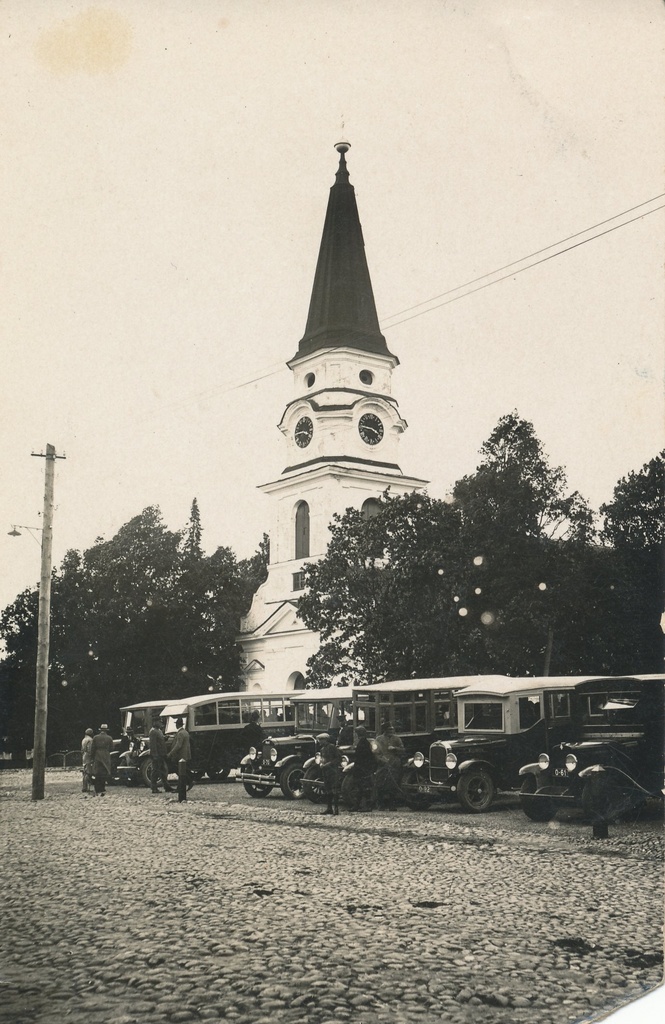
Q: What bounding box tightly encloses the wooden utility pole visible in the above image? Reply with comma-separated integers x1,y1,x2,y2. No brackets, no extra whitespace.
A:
31,444,64,801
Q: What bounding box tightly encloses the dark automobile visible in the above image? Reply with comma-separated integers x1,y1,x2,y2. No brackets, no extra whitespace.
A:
518,675,664,822
239,687,353,800
408,675,611,812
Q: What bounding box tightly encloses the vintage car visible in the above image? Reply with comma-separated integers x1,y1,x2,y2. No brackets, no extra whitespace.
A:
408,675,610,812
119,691,295,787
239,687,354,800
518,675,665,822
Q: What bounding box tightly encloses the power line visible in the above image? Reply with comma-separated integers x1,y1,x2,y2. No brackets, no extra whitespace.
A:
380,192,665,324
128,193,665,421
382,202,665,331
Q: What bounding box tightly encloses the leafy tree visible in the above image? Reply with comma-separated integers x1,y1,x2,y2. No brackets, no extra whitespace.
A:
598,452,664,673
0,507,268,755
299,414,611,685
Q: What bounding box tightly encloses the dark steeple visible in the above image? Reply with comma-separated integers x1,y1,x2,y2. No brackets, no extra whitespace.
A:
292,143,395,362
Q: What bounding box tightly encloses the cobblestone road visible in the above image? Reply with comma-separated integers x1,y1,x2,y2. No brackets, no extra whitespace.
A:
1,770,662,1024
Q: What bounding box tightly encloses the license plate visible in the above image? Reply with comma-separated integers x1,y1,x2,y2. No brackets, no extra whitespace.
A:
418,784,432,793
553,768,568,778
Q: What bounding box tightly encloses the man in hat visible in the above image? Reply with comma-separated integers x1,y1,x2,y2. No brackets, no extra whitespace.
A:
240,709,265,753
89,724,115,796
81,728,94,793
168,717,193,788
317,733,344,816
349,725,377,812
148,716,172,793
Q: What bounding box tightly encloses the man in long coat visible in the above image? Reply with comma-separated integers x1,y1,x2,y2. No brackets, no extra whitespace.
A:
148,717,172,793
168,717,193,787
89,724,115,796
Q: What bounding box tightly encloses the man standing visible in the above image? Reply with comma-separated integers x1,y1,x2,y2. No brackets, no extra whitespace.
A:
318,733,344,816
81,728,94,793
168,717,193,789
89,724,115,796
240,710,265,753
148,717,172,793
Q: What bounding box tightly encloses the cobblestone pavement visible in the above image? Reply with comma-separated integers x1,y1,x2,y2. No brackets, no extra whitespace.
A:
1,770,662,1024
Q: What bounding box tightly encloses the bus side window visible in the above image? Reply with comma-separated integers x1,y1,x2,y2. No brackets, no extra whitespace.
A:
217,700,241,725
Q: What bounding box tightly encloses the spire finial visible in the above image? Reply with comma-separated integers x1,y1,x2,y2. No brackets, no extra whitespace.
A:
334,139,350,183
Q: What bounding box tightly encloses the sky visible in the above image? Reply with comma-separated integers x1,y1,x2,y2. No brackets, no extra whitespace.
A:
1,5,664,1021
1,0,663,619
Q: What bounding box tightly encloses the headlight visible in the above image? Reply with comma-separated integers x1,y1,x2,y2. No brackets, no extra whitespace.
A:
269,747,278,763
413,751,425,768
538,753,550,770
565,754,578,772
315,752,322,765
340,755,349,767
248,746,257,759
445,752,458,769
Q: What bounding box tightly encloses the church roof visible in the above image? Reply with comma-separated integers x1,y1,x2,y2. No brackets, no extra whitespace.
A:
292,143,396,362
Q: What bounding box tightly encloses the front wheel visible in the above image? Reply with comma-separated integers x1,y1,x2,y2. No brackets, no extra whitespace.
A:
140,758,153,789
302,764,325,804
280,764,306,800
206,766,231,781
400,767,434,811
243,781,273,798
520,776,557,822
457,769,496,813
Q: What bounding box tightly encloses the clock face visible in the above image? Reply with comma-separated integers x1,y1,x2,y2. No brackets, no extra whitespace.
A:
358,413,384,446
294,416,313,448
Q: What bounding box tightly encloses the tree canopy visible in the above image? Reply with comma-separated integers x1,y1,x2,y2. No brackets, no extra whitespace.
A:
0,504,267,755
299,414,662,686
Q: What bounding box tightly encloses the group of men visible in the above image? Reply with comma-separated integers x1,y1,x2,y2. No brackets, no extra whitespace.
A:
81,716,191,796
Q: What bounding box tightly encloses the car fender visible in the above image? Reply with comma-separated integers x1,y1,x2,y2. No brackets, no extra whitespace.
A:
518,762,541,777
458,758,494,775
240,753,254,767
303,755,318,770
275,754,302,771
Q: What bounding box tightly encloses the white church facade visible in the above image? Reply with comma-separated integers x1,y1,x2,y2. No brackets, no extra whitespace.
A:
238,144,427,692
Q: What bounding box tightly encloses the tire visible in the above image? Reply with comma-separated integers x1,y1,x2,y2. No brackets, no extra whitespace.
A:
581,774,622,823
520,776,557,822
206,766,230,781
243,782,273,798
400,767,434,811
457,769,496,813
340,773,361,810
280,764,306,800
302,764,325,804
140,758,153,788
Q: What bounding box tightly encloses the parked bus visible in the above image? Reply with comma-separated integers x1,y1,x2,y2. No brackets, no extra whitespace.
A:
120,690,295,786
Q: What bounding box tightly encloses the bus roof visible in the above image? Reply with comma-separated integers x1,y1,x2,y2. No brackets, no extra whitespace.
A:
120,699,171,712
454,675,646,698
289,686,355,703
354,675,507,695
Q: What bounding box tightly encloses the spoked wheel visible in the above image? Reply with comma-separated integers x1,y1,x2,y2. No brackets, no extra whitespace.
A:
399,767,434,811
243,782,273,798
280,764,306,800
457,769,496,813
302,765,325,804
520,776,557,822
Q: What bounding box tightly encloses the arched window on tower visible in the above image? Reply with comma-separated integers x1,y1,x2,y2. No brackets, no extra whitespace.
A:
295,501,310,559
362,497,381,520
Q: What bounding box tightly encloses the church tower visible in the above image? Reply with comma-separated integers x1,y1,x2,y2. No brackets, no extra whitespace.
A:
239,143,427,691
